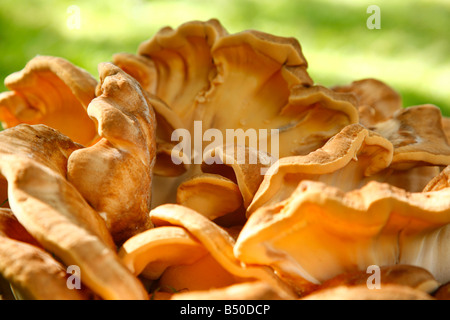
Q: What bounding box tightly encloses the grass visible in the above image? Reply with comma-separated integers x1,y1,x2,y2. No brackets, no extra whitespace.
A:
0,0,449,118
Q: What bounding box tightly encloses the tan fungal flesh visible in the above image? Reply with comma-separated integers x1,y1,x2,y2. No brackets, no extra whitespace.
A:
150,204,298,299
0,125,148,300
67,63,157,244
0,18,449,301
0,56,97,146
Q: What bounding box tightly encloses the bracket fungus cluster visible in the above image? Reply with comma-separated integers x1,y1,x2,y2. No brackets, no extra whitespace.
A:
0,19,449,300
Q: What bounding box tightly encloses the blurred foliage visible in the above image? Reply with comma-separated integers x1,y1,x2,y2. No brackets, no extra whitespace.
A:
0,0,449,125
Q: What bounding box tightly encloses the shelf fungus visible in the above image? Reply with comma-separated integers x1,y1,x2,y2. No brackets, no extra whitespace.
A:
171,281,286,300
333,78,402,127
308,265,440,295
119,203,297,299
114,19,359,208
0,18,448,301
237,120,450,293
176,144,275,226
0,56,98,146
301,284,435,300
67,63,157,244
368,104,450,192
249,105,450,213
371,104,450,169
301,264,441,300
0,124,148,300
0,208,90,300
115,19,359,159
247,124,394,213
334,82,450,190
176,173,243,222
236,172,450,293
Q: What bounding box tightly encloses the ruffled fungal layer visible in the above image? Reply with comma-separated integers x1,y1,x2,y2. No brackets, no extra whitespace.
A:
235,178,450,292
0,209,91,300
248,124,394,214
333,78,402,127
116,19,360,211
0,124,148,300
149,204,298,299
372,104,450,169
0,56,97,145
67,63,157,244
117,19,359,170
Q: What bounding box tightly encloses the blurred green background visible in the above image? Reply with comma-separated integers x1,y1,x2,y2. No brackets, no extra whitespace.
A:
0,0,449,127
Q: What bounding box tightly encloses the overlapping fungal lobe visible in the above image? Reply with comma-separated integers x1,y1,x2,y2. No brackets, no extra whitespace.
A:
311,265,440,295
332,81,450,183
130,20,361,212
330,80,450,188
171,281,286,300
0,124,148,299
0,209,90,300
0,208,41,247
176,174,243,222
247,123,394,214
114,19,227,179
366,104,450,192
119,226,208,278
236,119,450,293
371,104,450,169
275,85,359,156
250,105,450,216
147,95,188,177
113,49,187,177
112,52,158,95
137,19,228,128
333,78,402,127
3,125,115,246
301,284,435,300
197,29,312,136
0,56,98,146
176,145,275,225
121,204,298,299
119,224,245,299
300,264,440,300
201,144,276,207
121,19,359,162
195,31,360,158
67,62,157,244
235,174,450,294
